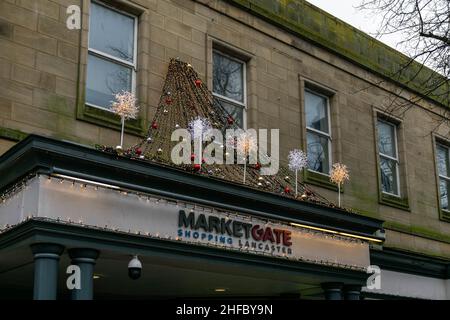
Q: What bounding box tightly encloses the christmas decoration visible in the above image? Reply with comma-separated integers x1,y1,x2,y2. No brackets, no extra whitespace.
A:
330,163,350,207
111,91,140,150
288,149,308,197
96,58,337,210
188,116,212,164
237,131,257,184
1,174,367,255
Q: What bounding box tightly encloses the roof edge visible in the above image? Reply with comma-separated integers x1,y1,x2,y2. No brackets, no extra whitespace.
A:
224,0,449,108
0,134,385,238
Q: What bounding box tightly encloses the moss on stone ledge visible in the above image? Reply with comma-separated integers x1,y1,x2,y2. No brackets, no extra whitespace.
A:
0,127,28,142
384,220,450,244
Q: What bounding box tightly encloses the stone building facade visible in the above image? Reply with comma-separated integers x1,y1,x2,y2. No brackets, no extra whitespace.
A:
1,0,449,299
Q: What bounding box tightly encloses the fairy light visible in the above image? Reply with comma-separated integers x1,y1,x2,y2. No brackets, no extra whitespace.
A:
0,166,373,268
288,149,308,197
237,131,257,184
330,163,350,207
112,91,140,150
0,213,371,271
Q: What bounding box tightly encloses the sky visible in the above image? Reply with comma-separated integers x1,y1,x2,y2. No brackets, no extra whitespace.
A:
305,0,404,52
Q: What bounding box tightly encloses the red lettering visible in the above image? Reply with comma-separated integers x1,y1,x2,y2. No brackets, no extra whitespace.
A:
262,227,275,243
273,229,283,244
283,230,292,246
251,225,263,241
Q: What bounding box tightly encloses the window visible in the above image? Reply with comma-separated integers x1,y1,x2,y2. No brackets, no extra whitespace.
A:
213,50,246,128
305,90,331,175
377,120,400,196
86,1,137,110
436,143,450,211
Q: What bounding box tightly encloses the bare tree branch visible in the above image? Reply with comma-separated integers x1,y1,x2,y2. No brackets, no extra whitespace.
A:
356,0,450,136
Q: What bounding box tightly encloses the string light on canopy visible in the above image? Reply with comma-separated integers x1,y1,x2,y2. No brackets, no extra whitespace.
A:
111,91,140,151
288,149,308,197
330,163,350,207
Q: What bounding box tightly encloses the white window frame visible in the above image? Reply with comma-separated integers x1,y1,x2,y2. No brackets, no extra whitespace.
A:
436,142,450,212
377,119,401,197
86,0,138,111
305,88,332,176
212,49,247,129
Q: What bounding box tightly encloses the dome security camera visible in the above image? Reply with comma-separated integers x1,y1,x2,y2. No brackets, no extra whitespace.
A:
128,255,142,280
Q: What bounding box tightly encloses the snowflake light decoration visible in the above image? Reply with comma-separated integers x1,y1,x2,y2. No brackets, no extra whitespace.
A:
112,91,139,120
237,131,257,156
288,149,308,172
330,163,350,185
330,163,350,207
111,91,140,150
188,117,212,140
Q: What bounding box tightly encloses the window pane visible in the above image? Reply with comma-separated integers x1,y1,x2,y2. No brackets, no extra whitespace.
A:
437,145,450,177
213,51,244,103
377,121,396,157
380,157,399,195
86,54,132,109
440,178,450,211
307,132,330,174
217,99,244,128
89,2,135,62
305,91,328,133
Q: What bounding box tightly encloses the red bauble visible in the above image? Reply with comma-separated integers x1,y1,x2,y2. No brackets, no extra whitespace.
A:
190,154,196,161
135,148,142,155
254,162,261,170
194,79,202,87
193,164,201,172
151,121,158,129
227,116,234,125
284,187,291,194
165,97,173,105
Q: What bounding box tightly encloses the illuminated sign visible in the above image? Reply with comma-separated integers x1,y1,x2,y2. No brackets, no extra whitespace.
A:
178,210,293,255
1,175,371,269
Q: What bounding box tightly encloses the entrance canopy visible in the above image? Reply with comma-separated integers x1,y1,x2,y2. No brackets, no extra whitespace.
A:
0,135,385,299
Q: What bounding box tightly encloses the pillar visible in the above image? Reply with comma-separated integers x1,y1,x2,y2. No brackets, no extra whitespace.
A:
321,282,344,300
344,285,362,300
30,243,65,300
68,248,100,300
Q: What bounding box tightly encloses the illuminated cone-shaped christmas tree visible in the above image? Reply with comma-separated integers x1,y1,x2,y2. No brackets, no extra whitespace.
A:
98,58,336,208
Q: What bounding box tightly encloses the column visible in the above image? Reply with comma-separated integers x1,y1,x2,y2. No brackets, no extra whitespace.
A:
321,282,344,300
344,285,362,300
30,243,65,300
68,248,100,300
